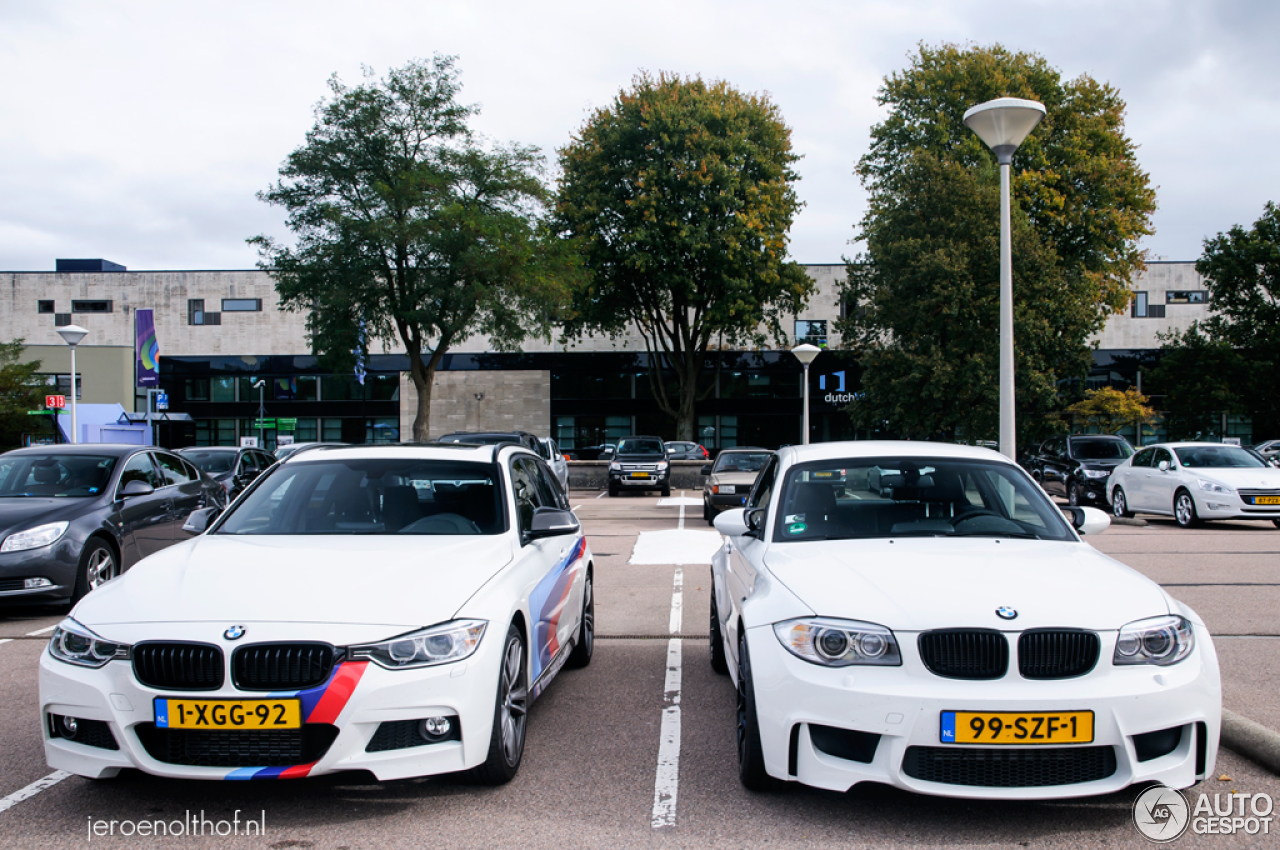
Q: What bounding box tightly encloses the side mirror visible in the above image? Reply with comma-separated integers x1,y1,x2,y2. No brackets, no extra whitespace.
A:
525,507,579,541
701,464,712,476
713,508,749,537
119,479,154,498
1157,460,1170,472
182,506,220,534
1062,506,1111,536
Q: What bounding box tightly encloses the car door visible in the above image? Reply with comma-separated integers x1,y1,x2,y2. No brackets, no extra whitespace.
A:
1146,447,1179,513
1042,437,1068,496
1124,448,1156,510
154,451,207,543
112,452,171,563
721,454,778,671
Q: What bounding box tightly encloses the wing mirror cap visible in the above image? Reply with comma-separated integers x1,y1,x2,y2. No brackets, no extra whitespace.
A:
1062,505,1111,536
119,479,154,498
182,506,221,534
526,507,580,541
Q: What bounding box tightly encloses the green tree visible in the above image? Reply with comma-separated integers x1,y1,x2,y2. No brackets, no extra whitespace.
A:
251,56,578,441
840,44,1156,445
1147,330,1249,440
554,72,812,440
0,341,43,450
1064,386,1155,435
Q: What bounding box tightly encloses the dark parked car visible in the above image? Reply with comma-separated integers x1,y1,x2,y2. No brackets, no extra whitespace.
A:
0,445,226,606
179,446,276,499
437,430,542,454
700,448,772,524
608,436,670,497
666,441,709,460
1027,434,1135,507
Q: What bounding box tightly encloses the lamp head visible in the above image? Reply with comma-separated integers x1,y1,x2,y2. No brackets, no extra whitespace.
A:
252,379,265,389
791,343,822,367
56,324,88,347
963,98,1046,162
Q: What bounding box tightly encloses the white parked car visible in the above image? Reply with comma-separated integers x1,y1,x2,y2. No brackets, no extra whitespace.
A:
40,443,594,783
1107,442,1280,528
537,436,570,495
710,441,1220,799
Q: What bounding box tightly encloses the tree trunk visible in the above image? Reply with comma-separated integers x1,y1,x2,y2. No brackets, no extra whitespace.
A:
408,344,447,442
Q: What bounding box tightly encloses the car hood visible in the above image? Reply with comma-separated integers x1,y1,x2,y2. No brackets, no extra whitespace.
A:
1076,458,1125,470
0,497,102,537
73,534,515,630
1186,468,1280,489
762,538,1172,632
615,454,666,464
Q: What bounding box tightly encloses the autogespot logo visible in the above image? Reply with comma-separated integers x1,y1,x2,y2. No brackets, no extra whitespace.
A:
1133,785,1190,842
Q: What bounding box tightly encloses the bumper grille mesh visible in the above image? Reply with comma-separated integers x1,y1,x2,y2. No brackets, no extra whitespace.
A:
1017,630,1100,679
917,630,1009,679
232,643,336,691
132,643,224,691
134,723,338,768
902,746,1117,787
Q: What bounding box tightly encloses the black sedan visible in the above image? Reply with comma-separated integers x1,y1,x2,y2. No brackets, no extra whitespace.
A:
1027,434,1135,507
179,446,275,499
0,445,226,606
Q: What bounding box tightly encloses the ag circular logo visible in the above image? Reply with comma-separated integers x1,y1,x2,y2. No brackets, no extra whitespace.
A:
1133,784,1190,842
223,625,246,641
995,606,1018,620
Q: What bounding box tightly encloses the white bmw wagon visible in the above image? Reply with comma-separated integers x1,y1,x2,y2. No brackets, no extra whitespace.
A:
40,442,593,783
710,441,1220,799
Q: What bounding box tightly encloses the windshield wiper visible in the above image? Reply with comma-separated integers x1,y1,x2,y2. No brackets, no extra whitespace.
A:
950,529,1039,539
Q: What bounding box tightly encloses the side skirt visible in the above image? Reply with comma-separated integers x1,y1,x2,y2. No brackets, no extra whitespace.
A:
530,636,576,701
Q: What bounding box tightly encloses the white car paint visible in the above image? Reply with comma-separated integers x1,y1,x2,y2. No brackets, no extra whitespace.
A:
710,441,1221,799
40,443,593,783
1107,442,1280,527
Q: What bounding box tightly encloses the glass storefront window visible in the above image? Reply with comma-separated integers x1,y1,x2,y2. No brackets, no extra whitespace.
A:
551,371,632,399
322,376,364,400
185,378,210,402
211,377,236,402
368,417,399,443
292,418,318,442
720,372,800,399
367,374,399,401
322,419,344,441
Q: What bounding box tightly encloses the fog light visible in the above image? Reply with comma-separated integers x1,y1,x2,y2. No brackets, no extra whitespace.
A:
1085,492,1098,501
60,715,79,738
24,577,53,589
420,716,452,741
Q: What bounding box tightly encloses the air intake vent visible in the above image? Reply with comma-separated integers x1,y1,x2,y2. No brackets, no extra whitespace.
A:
903,746,1117,787
232,643,336,691
132,643,224,691
1018,629,1100,679
918,630,1008,679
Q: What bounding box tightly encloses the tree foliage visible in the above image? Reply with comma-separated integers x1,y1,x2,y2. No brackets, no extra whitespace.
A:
1064,386,1155,436
554,72,812,439
251,56,578,440
839,44,1156,445
0,341,43,450
1151,201,1280,439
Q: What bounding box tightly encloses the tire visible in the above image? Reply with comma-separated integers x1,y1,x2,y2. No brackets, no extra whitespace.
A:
471,624,528,785
608,482,618,498
1174,489,1201,528
736,629,773,791
705,501,716,527
1067,481,1081,507
1273,519,1280,529
709,587,728,675
661,484,671,498
566,570,594,669
71,539,118,605
1112,486,1134,518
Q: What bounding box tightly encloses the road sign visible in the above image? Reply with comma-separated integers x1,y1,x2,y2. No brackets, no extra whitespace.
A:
46,395,65,409
240,437,259,448
156,391,168,410
277,418,297,429
253,419,277,429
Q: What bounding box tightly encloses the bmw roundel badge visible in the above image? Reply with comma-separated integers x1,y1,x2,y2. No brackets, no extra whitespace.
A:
224,625,246,640
995,606,1018,621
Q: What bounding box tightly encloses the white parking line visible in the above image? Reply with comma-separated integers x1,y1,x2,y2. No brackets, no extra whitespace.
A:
596,490,606,499
0,771,71,815
651,566,683,829
26,625,57,636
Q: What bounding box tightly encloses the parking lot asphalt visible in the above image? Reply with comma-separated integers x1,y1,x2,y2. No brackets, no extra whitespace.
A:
1,492,1278,848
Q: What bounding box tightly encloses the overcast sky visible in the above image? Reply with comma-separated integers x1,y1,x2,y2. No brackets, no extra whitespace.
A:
1,0,1276,272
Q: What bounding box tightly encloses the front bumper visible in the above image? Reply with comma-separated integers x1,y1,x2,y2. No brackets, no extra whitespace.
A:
609,471,669,488
1193,491,1280,522
744,621,1221,799
0,537,82,604
39,635,505,781
706,491,748,512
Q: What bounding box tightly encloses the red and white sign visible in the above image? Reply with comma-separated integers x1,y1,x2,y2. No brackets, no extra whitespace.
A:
45,395,66,409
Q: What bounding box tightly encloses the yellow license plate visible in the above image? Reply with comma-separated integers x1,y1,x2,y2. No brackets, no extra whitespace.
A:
941,710,1093,745
154,698,302,730
630,472,650,479
1252,496,1280,505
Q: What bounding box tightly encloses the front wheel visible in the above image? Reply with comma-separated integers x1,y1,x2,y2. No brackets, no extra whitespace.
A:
1112,487,1134,518
736,630,773,791
566,570,594,668
71,539,117,604
608,482,618,498
1273,519,1280,529
471,625,528,785
1067,481,1082,507
661,484,671,498
1174,490,1201,528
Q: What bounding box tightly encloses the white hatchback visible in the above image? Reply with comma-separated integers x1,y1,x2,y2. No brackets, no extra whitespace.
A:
710,441,1220,799
40,443,593,784
1107,442,1280,528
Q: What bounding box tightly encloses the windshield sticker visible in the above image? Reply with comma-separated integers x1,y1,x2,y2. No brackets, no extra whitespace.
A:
787,521,807,535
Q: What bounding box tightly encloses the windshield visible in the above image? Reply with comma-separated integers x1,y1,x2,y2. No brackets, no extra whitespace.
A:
714,452,772,474
182,450,236,474
1174,446,1267,469
618,439,663,455
1071,439,1133,460
0,454,117,498
215,458,506,536
773,456,1073,542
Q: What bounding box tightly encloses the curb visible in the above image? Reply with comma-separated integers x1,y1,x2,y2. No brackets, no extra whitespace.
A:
1110,516,1148,527
1221,709,1280,776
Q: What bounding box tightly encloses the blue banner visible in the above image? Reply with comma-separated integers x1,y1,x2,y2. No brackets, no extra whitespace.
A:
136,309,159,387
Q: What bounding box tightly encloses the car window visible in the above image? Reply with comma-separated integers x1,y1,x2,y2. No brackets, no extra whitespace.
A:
118,453,163,492
1174,445,1267,469
618,438,664,455
748,456,779,510
0,454,117,498
1153,448,1174,468
1131,448,1155,468
510,457,548,534
532,457,569,510
215,458,506,536
1071,439,1133,460
714,452,772,474
154,452,196,486
772,456,1073,543
184,450,236,474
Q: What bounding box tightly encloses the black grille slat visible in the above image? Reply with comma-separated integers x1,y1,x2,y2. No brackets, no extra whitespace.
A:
918,630,1009,679
232,643,335,691
1018,630,1100,679
134,723,338,767
903,746,1117,787
133,643,224,691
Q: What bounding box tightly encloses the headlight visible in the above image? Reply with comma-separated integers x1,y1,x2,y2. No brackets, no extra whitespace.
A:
773,617,902,667
1197,479,1234,495
609,462,621,471
656,461,669,471
2,521,70,553
348,620,487,669
1081,469,1111,479
1113,615,1194,666
48,619,130,668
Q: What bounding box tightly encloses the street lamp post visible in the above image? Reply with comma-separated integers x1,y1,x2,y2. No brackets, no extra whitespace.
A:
791,343,821,445
56,325,89,444
963,97,1046,461
252,379,266,448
